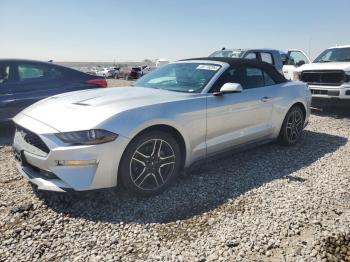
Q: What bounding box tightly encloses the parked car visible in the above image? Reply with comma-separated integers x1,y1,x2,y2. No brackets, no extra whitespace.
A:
293,45,350,100
94,67,120,78
95,67,112,78
0,59,107,122
141,66,155,75
13,57,311,196
209,48,310,79
115,66,146,80
109,67,120,78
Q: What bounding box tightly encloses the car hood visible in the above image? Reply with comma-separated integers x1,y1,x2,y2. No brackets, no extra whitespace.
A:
297,62,350,72
18,87,194,132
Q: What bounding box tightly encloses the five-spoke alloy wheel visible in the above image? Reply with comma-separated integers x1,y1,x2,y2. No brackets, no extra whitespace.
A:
279,105,305,146
119,131,182,196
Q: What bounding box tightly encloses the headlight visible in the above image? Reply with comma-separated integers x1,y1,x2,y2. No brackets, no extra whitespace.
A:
55,129,118,145
292,71,300,81
345,71,350,82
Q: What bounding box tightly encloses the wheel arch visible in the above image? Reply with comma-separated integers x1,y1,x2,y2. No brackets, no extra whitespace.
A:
292,102,307,119
125,124,187,169
277,101,307,136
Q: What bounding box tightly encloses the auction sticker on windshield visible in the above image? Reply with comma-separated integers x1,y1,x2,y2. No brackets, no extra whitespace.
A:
196,65,221,71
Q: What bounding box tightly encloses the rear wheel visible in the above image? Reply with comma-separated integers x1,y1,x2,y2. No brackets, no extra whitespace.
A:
119,131,182,196
278,105,305,146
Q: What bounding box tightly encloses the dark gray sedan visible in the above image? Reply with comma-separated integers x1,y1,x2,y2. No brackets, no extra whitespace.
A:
0,59,107,122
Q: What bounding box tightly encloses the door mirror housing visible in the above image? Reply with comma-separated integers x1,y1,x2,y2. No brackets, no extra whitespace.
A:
296,60,306,67
213,83,243,96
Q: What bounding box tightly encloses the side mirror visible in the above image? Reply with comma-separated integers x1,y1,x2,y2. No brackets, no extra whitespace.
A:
296,60,306,67
213,83,242,96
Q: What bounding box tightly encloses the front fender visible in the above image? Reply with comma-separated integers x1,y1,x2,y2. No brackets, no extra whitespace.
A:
98,100,207,167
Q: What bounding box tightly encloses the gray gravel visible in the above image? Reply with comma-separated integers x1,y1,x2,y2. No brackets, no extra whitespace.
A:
1,112,350,262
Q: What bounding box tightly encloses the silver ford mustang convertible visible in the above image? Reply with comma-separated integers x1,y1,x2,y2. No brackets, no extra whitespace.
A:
13,58,311,195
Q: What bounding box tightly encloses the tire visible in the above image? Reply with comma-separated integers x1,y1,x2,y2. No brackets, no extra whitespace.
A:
119,131,182,196
278,105,305,146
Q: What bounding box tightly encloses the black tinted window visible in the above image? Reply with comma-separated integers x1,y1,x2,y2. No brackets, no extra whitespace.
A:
242,67,265,89
242,67,277,89
18,64,62,81
210,66,277,92
0,64,10,84
263,72,276,86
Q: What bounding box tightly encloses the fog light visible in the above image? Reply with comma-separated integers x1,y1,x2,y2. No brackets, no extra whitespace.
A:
56,160,98,166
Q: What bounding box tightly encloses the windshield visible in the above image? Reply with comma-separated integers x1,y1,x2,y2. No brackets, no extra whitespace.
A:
209,50,244,58
133,63,221,93
314,47,350,63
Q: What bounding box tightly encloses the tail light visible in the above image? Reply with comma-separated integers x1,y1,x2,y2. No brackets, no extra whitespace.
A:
86,79,108,88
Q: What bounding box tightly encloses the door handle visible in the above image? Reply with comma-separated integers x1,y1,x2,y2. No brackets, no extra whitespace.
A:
261,96,273,102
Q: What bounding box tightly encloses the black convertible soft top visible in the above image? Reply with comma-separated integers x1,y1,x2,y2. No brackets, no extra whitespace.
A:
181,57,287,84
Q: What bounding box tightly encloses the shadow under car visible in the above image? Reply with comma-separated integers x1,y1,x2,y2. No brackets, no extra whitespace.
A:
33,130,347,224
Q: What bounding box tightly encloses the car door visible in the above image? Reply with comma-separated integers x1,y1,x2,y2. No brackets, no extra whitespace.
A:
206,66,278,155
283,50,311,80
5,61,67,119
0,62,18,121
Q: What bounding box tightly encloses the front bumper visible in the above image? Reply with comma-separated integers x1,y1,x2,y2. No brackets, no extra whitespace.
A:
309,84,350,99
13,114,130,192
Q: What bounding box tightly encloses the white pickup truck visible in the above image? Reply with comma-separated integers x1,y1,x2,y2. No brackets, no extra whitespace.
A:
294,45,350,99
209,48,311,80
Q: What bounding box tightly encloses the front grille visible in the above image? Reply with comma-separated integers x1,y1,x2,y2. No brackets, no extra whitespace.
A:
300,70,346,86
310,89,339,96
16,126,50,154
311,89,328,95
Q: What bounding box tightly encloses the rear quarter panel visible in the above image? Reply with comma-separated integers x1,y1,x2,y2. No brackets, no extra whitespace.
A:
271,81,311,137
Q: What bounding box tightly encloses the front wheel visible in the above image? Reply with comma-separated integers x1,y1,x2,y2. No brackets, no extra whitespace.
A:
278,105,305,146
119,131,182,196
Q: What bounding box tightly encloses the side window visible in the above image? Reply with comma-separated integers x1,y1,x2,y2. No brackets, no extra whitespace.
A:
286,51,308,67
244,52,257,60
210,66,276,92
18,64,44,80
209,67,240,93
242,67,265,89
263,72,276,86
46,67,62,79
261,52,274,64
0,64,10,84
18,64,62,81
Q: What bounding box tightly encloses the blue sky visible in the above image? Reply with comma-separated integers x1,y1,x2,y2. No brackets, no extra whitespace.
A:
1,0,349,62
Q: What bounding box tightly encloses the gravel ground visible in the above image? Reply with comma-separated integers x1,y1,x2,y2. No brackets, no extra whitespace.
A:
107,79,134,87
1,110,350,261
